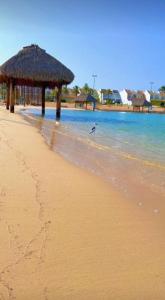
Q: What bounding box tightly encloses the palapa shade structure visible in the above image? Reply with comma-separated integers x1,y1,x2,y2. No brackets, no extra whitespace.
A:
75,94,97,111
0,44,74,118
132,99,152,112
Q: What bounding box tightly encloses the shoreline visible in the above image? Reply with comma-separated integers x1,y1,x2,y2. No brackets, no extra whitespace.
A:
1,102,165,114
0,106,165,299
44,101,165,114
21,106,165,214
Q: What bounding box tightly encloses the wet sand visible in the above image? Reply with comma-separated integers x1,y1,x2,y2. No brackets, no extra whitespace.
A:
0,106,165,299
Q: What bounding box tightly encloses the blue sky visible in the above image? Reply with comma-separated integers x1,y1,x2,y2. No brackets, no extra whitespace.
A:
0,0,164,90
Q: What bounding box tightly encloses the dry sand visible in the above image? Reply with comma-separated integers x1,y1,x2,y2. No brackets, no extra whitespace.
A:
0,106,164,300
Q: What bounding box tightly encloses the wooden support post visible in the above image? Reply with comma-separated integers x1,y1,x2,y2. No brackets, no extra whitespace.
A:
41,86,45,116
10,80,15,113
6,83,10,110
22,86,25,106
31,87,33,105
27,86,29,105
93,101,96,111
56,85,62,120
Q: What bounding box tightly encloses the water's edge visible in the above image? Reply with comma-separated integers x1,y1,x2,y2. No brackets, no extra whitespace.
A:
20,108,165,215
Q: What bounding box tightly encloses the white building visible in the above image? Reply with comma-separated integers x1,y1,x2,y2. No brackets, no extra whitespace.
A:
150,91,161,100
97,89,112,104
119,89,132,105
98,88,152,105
143,90,151,102
98,89,122,104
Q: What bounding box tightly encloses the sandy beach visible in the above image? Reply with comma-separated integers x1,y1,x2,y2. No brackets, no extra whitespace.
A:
0,106,165,300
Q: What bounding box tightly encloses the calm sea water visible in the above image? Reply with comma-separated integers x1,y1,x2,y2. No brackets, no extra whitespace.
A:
27,108,165,164
23,108,165,203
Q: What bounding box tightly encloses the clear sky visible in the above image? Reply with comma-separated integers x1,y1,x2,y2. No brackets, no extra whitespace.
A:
0,0,164,90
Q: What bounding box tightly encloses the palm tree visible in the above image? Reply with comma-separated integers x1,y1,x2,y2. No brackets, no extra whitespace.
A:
62,85,69,95
159,86,165,91
72,85,80,97
82,83,91,95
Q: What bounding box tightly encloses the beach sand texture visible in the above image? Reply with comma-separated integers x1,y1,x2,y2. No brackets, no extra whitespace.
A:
0,107,164,299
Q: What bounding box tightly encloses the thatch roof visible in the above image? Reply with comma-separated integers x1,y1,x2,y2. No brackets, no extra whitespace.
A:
0,71,5,83
0,44,74,86
132,99,152,107
75,94,97,103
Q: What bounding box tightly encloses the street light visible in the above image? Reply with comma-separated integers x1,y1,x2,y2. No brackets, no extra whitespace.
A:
92,74,97,111
92,74,97,92
150,81,154,92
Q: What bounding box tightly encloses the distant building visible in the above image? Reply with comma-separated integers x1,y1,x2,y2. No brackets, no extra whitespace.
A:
119,90,132,105
98,89,112,103
98,88,152,105
98,89,121,104
143,90,151,102
150,91,160,100
110,90,122,104
150,90,165,101
120,89,151,105
159,91,165,100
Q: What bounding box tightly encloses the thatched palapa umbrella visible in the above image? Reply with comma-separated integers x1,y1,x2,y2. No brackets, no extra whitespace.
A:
132,99,152,112
0,44,74,118
75,94,97,110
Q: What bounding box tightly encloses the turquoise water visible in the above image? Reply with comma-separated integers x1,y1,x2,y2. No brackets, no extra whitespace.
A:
22,107,165,203
28,108,165,165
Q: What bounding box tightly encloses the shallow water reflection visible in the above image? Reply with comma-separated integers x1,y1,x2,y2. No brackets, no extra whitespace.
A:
22,108,165,215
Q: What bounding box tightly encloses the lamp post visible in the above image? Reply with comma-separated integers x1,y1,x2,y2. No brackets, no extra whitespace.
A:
92,74,97,111
92,74,97,92
150,81,154,92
